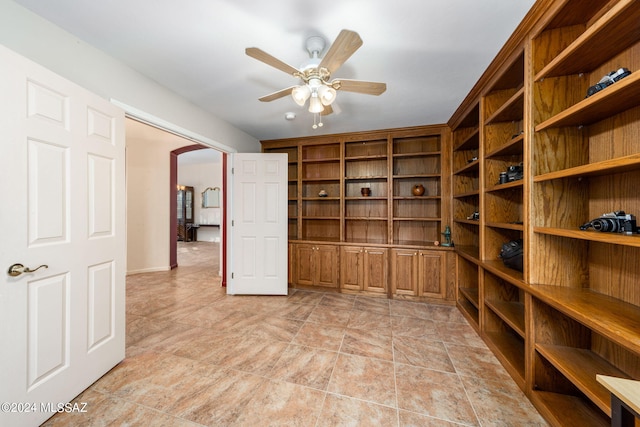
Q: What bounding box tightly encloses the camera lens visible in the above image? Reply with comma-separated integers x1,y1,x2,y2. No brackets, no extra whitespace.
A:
591,218,619,232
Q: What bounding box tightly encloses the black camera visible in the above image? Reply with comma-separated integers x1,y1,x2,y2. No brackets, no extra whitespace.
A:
579,211,638,234
499,163,523,184
586,68,631,98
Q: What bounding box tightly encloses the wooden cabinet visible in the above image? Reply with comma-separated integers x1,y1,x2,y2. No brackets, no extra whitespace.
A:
390,249,446,298
177,185,195,242
294,243,339,288
263,125,454,301
340,246,388,294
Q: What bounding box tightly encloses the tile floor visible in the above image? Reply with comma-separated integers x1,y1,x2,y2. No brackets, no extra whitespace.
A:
43,242,547,426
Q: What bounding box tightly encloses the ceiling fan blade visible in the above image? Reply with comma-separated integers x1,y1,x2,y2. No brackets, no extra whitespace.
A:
332,79,386,95
318,29,363,73
246,47,300,76
258,86,296,102
320,104,333,116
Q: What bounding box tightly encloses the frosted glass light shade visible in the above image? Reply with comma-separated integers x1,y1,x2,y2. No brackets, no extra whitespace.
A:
291,85,311,106
308,93,324,113
317,85,337,105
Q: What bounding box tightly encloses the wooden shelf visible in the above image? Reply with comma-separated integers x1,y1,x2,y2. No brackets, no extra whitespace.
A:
485,222,524,231
536,343,631,415
453,190,480,199
453,160,479,175
345,154,387,161
482,259,525,286
453,127,479,151
534,154,640,182
534,227,640,248
460,287,479,309
484,330,525,383
534,0,640,80
485,180,523,192
485,300,525,337
529,284,640,355
457,299,479,329
531,390,610,427
455,245,480,262
345,175,387,180
535,71,640,131
484,87,524,124
485,135,523,158
392,151,441,158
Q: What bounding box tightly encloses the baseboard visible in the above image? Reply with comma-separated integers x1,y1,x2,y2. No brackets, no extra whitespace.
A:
126,266,171,276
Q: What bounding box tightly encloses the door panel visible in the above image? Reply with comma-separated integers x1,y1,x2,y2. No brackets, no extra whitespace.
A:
228,153,288,295
364,248,388,294
340,246,363,290
315,245,339,288
0,45,125,427
420,251,445,298
391,249,418,296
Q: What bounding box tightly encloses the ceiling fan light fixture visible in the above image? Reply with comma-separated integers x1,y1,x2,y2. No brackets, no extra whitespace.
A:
317,85,337,106
291,85,311,106
308,92,324,113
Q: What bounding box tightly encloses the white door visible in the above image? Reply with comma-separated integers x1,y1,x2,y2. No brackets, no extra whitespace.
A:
0,45,125,427
227,153,288,295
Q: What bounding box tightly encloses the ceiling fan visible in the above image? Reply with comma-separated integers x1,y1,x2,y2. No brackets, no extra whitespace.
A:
246,29,386,119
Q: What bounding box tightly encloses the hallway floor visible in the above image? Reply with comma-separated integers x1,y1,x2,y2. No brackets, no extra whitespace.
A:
43,242,546,426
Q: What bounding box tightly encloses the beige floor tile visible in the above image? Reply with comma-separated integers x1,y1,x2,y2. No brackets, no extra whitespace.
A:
395,363,478,426
390,315,440,339
389,299,430,319
268,344,338,390
446,343,512,381
341,328,394,361
317,393,398,427
307,304,353,327
398,409,463,426
328,353,396,407
353,295,390,314
292,321,345,351
234,379,325,427
461,375,548,426
43,241,545,426
393,336,455,372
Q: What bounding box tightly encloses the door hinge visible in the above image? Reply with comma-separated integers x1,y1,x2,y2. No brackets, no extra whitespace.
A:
232,220,234,226
232,167,234,174
231,272,234,279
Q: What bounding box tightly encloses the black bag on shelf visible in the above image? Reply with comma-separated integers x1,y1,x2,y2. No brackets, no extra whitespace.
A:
499,239,523,272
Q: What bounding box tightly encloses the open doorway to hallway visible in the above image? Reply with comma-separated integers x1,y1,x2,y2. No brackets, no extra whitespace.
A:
176,148,223,277
125,118,223,280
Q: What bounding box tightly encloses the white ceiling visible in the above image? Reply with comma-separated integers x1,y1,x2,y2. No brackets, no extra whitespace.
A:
14,0,536,142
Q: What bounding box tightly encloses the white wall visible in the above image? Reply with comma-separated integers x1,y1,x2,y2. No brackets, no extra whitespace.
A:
126,119,189,274
0,1,261,154
178,155,223,242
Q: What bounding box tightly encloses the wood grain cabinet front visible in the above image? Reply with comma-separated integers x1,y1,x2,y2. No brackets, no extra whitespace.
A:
390,249,445,298
340,246,388,294
294,243,339,288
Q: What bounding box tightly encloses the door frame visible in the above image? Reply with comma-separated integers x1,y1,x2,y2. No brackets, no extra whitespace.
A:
169,145,227,286
111,100,235,285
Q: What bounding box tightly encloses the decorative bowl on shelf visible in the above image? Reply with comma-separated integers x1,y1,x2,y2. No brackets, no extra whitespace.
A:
318,189,328,197
412,184,425,196
361,187,371,197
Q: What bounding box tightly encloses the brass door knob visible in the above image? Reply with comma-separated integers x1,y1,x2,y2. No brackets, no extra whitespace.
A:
7,263,48,277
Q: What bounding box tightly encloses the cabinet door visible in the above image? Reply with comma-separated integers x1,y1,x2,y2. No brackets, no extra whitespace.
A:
391,249,419,296
364,247,388,294
340,246,364,290
419,250,445,298
315,244,339,288
294,244,315,286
